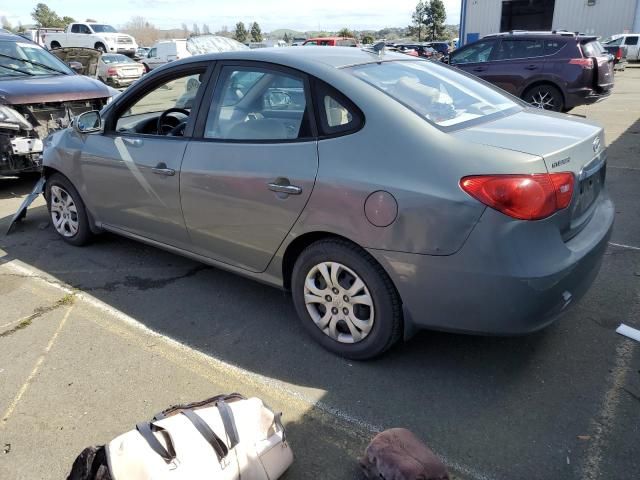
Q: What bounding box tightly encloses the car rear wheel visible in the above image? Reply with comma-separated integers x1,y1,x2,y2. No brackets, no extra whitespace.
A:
46,174,92,246
50,41,61,49
95,43,107,53
291,239,402,360
523,84,564,112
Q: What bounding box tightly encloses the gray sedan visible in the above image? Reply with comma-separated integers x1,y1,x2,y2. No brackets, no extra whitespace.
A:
42,47,614,359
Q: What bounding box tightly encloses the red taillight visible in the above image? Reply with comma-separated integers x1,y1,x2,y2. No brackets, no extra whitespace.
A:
460,173,574,220
569,57,594,69
616,47,623,60
107,67,118,76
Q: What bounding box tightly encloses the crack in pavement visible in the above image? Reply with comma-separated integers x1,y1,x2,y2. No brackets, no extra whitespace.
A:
0,294,75,338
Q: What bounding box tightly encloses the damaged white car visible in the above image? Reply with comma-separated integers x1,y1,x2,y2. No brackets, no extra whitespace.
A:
0,31,117,176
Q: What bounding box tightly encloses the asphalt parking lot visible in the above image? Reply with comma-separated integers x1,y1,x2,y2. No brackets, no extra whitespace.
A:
1,66,639,480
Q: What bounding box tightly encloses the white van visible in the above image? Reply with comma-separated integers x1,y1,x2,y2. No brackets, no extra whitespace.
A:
142,40,189,71
141,36,248,71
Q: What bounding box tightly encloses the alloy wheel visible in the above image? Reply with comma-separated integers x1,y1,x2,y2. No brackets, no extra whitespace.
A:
304,261,375,344
529,90,556,110
50,185,79,237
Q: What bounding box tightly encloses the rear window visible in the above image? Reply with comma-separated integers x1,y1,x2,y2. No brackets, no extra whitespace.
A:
102,54,134,64
581,41,605,57
349,60,520,130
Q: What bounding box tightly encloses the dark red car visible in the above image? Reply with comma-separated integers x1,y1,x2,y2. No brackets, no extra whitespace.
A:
449,32,614,112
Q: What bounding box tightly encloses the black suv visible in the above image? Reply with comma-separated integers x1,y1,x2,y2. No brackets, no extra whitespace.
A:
448,32,614,111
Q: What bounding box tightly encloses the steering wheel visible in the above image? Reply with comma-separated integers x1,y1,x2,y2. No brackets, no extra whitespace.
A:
157,108,190,135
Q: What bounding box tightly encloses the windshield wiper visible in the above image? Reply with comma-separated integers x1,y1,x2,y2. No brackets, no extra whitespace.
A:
0,53,67,75
0,64,35,76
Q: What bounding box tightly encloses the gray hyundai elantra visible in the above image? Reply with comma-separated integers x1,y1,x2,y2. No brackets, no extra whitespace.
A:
41,46,614,359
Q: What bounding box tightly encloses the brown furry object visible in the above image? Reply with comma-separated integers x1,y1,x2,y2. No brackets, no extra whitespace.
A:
359,428,449,480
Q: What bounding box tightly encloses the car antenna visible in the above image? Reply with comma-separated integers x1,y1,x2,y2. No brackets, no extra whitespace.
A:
363,41,385,58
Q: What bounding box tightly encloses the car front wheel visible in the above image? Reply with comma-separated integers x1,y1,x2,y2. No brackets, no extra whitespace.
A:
291,239,402,360
46,173,92,246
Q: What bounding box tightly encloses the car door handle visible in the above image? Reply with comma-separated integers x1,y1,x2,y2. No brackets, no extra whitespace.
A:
152,162,175,176
122,137,142,147
524,65,538,70
267,180,302,195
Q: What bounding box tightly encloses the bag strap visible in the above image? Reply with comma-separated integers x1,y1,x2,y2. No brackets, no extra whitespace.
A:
136,422,177,463
180,409,228,460
154,393,246,420
217,400,239,449
272,411,286,442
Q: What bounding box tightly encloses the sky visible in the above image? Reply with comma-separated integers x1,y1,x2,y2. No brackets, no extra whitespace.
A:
1,0,462,32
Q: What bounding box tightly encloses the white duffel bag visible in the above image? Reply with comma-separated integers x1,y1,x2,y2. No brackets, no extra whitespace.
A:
105,393,293,480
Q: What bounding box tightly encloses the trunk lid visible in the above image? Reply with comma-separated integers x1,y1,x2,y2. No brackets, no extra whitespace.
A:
453,109,606,237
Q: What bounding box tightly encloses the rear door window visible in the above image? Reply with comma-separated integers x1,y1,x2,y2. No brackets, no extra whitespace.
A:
494,39,544,60
625,36,639,46
205,65,311,141
450,40,496,64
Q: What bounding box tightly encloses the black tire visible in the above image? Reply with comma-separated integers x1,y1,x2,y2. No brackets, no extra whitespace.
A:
45,173,93,246
95,43,107,53
50,41,61,49
523,84,564,112
291,239,402,360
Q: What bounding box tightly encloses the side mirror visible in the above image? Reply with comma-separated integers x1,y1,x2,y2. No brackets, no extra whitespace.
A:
74,110,102,134
68,61,84,74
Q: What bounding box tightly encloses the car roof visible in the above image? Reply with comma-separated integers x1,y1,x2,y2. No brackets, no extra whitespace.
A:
176,46,410,69
0,30,28,42
305,37,353,41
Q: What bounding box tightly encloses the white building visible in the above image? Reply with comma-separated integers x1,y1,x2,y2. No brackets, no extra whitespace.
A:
459,0,640,46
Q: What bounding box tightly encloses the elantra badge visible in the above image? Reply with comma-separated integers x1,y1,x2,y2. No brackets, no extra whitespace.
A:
593,137,601,153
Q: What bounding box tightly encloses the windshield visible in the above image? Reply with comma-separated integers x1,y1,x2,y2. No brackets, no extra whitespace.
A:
0,40,71,78
90,24,118,33
348,60,520,129
186,35,249,55
102,54,135,64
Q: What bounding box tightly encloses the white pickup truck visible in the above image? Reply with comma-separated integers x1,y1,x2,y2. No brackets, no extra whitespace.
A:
44,23,138,56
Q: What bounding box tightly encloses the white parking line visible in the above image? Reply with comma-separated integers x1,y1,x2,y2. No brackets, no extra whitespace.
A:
1,259,498,480
608,242,640,251
581,339,636,480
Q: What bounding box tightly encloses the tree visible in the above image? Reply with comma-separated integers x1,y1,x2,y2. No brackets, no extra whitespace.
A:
1,16,12,31
122,16,160,47
234,22,247,43
425,0,447,40
283,32,290,43
216,25,232,38
31,3,73,28
202,23,210,34
181,23,189,36
85,18,97,22
192,23,200,36
411,1,427,41
361,34,375,45
250,22,262,42
337,27,353,38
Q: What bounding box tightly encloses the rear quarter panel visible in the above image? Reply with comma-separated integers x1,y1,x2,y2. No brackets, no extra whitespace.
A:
286,68,546,256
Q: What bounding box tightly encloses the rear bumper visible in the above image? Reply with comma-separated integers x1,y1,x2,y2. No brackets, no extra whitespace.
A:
369,191,614,337
566,87,612,108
